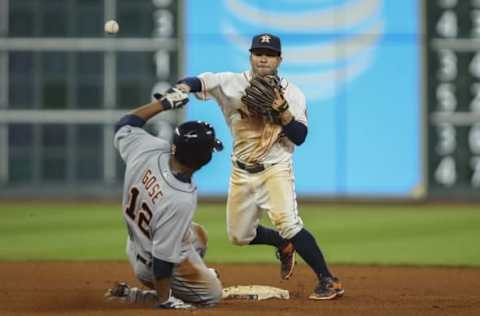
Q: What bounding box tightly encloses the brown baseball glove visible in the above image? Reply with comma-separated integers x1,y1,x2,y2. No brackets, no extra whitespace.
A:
241,75,289,124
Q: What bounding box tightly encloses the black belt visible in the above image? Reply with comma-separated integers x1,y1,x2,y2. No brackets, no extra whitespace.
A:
136,254,152,267
235,161,269,174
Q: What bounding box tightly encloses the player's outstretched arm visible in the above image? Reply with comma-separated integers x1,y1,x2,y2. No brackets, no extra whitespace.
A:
114,99,166,133
128,100,166,121
114,85,189,133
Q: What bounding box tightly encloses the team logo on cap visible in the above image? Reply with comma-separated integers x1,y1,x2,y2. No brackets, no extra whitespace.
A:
260,35,271,43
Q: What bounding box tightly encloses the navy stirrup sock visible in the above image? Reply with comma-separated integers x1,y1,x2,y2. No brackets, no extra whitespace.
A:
249,225,289,249
290,228,333,278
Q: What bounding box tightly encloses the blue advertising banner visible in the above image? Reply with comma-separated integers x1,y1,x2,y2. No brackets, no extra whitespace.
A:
184,0,421,197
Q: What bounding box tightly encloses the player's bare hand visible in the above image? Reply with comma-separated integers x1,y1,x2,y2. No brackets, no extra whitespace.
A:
153,87,189,110
271,89,288,112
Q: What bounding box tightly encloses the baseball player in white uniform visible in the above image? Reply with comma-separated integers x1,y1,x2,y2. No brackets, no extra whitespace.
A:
173,33,344,300
105,90,223,309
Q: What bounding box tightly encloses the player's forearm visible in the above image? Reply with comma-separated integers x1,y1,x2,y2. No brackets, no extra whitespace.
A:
114,100,166,132
153,277,172,303
152,256,175,303
129,100,166,122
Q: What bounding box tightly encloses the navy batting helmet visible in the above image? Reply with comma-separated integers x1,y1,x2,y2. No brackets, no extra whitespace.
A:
173,121,223,170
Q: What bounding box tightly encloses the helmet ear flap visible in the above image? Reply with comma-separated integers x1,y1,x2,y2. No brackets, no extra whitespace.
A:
174,142,213,170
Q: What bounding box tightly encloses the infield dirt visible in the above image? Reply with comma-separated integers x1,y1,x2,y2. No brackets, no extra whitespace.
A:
0,262,479,315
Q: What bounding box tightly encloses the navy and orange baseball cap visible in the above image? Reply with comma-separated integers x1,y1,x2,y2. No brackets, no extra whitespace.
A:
249,33,281,55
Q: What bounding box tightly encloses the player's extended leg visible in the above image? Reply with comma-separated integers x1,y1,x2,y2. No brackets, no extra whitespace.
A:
290,228,344,300
260,162,344,300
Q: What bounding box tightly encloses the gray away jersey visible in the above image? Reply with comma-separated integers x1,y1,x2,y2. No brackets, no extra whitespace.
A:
114,125,197,264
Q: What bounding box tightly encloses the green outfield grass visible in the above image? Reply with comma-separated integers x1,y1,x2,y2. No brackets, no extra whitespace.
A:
0,202,479,266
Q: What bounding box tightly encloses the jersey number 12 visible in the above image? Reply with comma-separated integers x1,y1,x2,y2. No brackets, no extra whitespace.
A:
125,187,153,239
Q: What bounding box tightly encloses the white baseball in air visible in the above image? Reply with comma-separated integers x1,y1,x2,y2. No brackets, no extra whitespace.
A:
104,20,119,34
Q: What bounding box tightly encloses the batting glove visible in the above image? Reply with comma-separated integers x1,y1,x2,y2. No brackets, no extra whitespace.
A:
155,295,195,310
105,283,158,305
153,87,189,110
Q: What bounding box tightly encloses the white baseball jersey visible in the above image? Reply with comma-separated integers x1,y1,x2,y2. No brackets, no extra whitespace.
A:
195,71,306,243
196,71,308,164
114,125,197,264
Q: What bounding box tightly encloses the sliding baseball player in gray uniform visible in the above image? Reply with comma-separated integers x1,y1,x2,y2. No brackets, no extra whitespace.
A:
105,89,223,309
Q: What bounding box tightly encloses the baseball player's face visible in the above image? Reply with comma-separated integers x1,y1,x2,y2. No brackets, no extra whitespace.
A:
250,49,282,77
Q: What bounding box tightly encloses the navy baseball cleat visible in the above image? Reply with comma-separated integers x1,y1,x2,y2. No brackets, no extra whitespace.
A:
309,277,344,300
276,242,296,280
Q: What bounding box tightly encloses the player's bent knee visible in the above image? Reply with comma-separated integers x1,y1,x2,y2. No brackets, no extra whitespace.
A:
191,222,209,257
228,234,251,246
206,282,223,306
193,274,223,306
199,291,222,307
191,222,208,245
277,224,303,241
